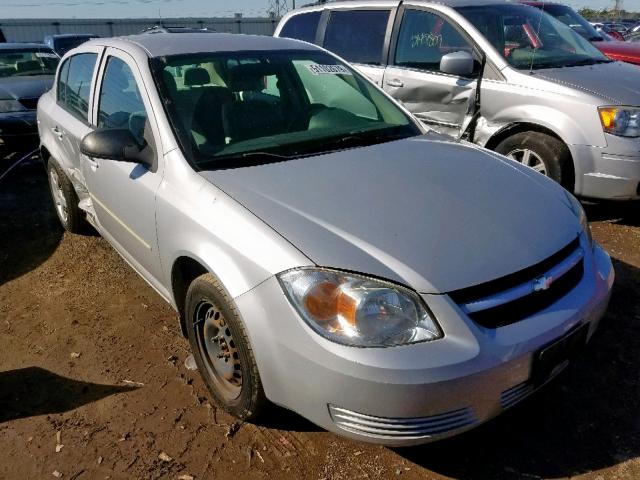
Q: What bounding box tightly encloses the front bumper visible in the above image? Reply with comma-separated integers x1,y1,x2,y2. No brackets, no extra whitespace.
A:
0,110,39,150
235,243,614,446
570,134,640,200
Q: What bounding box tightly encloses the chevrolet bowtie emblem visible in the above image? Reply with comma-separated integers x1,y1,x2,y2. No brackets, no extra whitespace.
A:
533,275,553,292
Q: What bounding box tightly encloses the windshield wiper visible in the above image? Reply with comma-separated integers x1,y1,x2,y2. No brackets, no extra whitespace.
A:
565,58,613,67
297,129,412,156
199,150,297,170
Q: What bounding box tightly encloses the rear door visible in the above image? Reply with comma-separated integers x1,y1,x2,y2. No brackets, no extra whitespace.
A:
82,48,164,282
383,6,479,137
46,48,101,175
320,8,395,87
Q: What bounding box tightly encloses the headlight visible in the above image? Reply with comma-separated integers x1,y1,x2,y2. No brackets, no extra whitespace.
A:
278,268,443,347
598,106,640,137
565,191,592,247
0,99,26,113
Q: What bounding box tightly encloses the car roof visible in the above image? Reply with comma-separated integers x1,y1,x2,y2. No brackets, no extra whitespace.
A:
87,33,318,58
0,42,51,50
296,0,516,9
47,33,97,39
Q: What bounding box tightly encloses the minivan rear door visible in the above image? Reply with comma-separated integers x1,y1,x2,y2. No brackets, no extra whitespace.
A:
320,8,395,87
383,6,479,137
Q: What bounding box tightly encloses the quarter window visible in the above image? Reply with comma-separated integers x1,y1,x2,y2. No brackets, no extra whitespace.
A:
394,9,473,75
280,11,321,44
58,53,97,120
323,10,390,65
98,57,148,144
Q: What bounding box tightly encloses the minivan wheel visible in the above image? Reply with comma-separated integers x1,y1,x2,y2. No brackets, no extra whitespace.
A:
185,273,266,420
47,161,85,233
495,131,574,189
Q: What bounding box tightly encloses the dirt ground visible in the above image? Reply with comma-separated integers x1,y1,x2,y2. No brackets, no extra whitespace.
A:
0,156,639,480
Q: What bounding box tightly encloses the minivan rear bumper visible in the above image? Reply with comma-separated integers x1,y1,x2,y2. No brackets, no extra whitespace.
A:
571,135,640,200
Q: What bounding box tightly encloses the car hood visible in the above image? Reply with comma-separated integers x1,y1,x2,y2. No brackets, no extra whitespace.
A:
0,75,54,102
595,41,640,65
531,61,640,105
200,136,580,294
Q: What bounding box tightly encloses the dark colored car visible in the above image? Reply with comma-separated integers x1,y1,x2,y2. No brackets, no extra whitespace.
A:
524,2,640,66
0,43,59,151
44,34,99,57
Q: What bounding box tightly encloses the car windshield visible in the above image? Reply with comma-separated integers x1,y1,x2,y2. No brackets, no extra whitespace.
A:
0,48,59,77
151,50,419,169
456,4,612,70
536,4,605,42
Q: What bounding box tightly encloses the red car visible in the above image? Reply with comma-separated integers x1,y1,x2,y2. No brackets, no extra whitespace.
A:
523,2,640,66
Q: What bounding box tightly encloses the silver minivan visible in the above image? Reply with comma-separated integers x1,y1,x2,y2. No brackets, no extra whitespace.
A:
276,0,640,200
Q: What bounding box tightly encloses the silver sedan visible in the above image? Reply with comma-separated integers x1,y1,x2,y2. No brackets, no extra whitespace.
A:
37,33,613,446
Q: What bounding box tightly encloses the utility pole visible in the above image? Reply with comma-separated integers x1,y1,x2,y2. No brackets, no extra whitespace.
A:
268,0,289,18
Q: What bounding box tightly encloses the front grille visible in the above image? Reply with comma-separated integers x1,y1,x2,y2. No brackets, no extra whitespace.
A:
18,97,39,110
500,382,534,410
328,405,477,439
450,237,584,329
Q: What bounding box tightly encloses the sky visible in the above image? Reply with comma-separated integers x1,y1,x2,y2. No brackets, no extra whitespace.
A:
0,0,629,19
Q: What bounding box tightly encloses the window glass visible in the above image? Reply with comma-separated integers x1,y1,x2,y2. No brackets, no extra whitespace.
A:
395,9,472,74
62,53,97,120
324,10,390,65
153,50,418,169
456,4,610,70
0,47,58,78
280,12,321,44
98,57,147,144
57,58,70,104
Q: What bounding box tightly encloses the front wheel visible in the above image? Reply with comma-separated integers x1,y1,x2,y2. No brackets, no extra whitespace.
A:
185,273,266,420
495,131,574,190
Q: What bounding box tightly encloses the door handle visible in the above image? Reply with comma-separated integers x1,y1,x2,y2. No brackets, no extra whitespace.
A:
385,78,404,88
51,126,64,140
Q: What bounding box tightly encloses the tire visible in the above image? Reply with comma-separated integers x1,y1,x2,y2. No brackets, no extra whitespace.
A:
47,160,85,233
185,273,266,420
495,131,574,190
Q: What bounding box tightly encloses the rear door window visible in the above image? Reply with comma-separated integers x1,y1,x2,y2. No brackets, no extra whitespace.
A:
58,52,97,121
394,9,474,74
323,10,391,65
280,11,321,44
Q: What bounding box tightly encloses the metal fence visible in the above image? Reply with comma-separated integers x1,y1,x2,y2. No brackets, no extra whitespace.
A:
0,17,278,43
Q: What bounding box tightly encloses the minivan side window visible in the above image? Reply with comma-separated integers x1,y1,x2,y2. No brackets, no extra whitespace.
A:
394,9,474,75
323,10,391,65
58,53,97,121
280,11,321,44
98,56,148,145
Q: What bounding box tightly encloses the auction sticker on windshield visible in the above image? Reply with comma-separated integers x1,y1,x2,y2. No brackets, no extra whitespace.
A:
307,64,352,75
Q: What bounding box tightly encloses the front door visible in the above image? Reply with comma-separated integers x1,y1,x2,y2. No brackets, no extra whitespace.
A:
383,7,479,137
82,48,164,283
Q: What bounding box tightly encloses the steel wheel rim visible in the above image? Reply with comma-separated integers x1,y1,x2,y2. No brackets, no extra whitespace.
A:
194,301,242,400
506,148,547,175
49,169,68,223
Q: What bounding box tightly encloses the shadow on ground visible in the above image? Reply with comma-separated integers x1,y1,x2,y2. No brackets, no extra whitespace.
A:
584,200,640,227
396,258,640,479
0,367,137,423
0,160,63,286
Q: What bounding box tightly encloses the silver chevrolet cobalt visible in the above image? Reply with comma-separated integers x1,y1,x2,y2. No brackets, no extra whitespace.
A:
38,33,613,446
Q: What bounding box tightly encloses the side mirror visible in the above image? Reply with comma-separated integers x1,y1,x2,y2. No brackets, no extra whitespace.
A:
80,128,152,166
440,51,475,77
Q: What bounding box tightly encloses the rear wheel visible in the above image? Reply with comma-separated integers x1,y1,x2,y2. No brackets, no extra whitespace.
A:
47,161,85,233
185,273,266,419
495,131,574,190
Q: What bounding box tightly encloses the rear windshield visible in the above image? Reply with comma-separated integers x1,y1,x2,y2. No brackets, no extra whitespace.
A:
151,49,418,169
456,4,611,70
536,4,605,42
0,48,59,77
